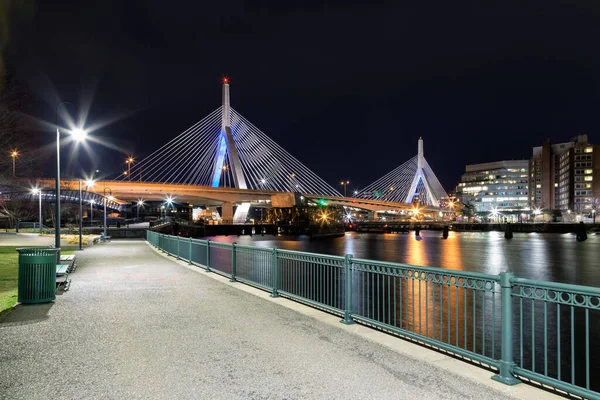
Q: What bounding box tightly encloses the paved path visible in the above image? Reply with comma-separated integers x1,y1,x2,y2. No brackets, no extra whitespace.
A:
0,233,62,247
0,241,522,399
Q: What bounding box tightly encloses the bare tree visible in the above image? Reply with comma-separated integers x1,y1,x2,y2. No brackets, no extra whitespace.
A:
0,63,40,178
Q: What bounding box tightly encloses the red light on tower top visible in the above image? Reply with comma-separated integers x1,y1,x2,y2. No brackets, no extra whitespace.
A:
222,77,229,84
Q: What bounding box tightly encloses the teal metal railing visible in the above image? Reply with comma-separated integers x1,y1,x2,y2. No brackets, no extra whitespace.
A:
146,231,599,399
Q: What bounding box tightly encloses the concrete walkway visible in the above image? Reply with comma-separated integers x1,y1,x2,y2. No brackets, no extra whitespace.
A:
0,241,547,399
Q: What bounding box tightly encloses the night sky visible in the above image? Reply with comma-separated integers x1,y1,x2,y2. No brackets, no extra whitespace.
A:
3,1,600,192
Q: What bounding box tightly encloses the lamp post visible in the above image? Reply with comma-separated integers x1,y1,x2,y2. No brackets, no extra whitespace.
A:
103,186,113,237
89,199,95,226
340,180,350,197
136,200,144,221
55,101,87,261
32,188,42,234
11,150,18,177
126,157,134,181
78,181,83,250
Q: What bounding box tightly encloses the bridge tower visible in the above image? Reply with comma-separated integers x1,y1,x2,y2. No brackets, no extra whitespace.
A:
211,78,247,189
405,137,439,207
210,79,250,223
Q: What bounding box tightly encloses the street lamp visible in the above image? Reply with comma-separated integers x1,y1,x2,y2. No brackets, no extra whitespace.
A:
136,199,144,221
126,157,134,180
55,100,88,262
11,150,18,177
31,188,42,234
103,186,113,237
77,179,95,250
340,180,350,197
89,199,95,226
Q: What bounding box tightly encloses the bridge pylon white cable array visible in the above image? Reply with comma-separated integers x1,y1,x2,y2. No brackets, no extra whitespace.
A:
119,80,341,222
356,137,448,207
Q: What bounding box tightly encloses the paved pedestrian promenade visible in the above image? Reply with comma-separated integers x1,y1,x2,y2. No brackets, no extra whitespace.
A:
0,241,551,399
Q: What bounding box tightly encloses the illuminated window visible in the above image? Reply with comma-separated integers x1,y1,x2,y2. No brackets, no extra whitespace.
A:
536,184,541,188
585,169,593,174
585,147,593,153
585,176,593,181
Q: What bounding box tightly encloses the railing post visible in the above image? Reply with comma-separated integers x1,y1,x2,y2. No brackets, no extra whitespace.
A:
341,254,355,325
188,238,192,265
492,272,520,385
205,240,211,272
270,247,279,297
176,237,180,260
230,243,237,282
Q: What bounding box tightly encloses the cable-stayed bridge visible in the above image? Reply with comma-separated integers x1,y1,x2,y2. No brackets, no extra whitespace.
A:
356,137,448,207
55,80,449,222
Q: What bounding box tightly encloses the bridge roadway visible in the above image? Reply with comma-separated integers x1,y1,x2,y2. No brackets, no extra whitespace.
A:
0,241,540,399
40,179,440,213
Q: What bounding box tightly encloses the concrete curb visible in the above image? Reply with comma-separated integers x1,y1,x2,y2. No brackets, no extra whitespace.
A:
146,242,563,400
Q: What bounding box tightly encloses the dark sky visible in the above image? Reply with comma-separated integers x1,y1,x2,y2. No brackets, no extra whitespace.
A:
4,0,600,192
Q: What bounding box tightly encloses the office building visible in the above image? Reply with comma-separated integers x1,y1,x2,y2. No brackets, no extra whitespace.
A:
457,160,529,219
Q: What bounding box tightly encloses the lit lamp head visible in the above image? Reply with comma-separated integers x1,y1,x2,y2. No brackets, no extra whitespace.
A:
11,150,18,158
108,195,114,201
85,179,95,187
31,188,40,195
70,128,88,142
137,200,144,206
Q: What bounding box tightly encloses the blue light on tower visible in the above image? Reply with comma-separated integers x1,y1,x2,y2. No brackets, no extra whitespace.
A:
211,132,227,187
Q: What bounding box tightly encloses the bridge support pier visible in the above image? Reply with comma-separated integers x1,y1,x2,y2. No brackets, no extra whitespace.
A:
221,202,234,224
368,211,378,221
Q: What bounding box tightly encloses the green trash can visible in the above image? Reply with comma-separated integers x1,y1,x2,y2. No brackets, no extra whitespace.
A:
16,247,59,304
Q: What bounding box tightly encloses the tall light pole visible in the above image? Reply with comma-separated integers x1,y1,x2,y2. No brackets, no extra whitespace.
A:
56,100,88,261
137,200,144,221
103,186,113,237
89,199,95,226
340,180,350,197
78,181,84,250
11,150,18,177
32,188,42,234
126,157,134,181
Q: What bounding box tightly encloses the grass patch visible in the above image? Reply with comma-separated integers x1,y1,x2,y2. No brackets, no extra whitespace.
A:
0,246,75,315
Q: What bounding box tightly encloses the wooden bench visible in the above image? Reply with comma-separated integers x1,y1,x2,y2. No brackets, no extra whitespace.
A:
56,264,71,291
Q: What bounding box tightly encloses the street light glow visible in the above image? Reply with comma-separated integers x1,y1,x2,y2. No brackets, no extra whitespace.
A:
11,150,18,157
108,195,114,201
137,200,145,206
85,179,95,187
31,187,40,195
70,128,88,142
166,196,174,205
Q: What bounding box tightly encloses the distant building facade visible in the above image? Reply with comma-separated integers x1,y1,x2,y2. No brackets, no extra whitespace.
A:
529,134,600,212
457,160,529,218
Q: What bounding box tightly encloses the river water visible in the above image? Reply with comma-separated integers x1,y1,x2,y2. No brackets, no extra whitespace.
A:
210,231,600,287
